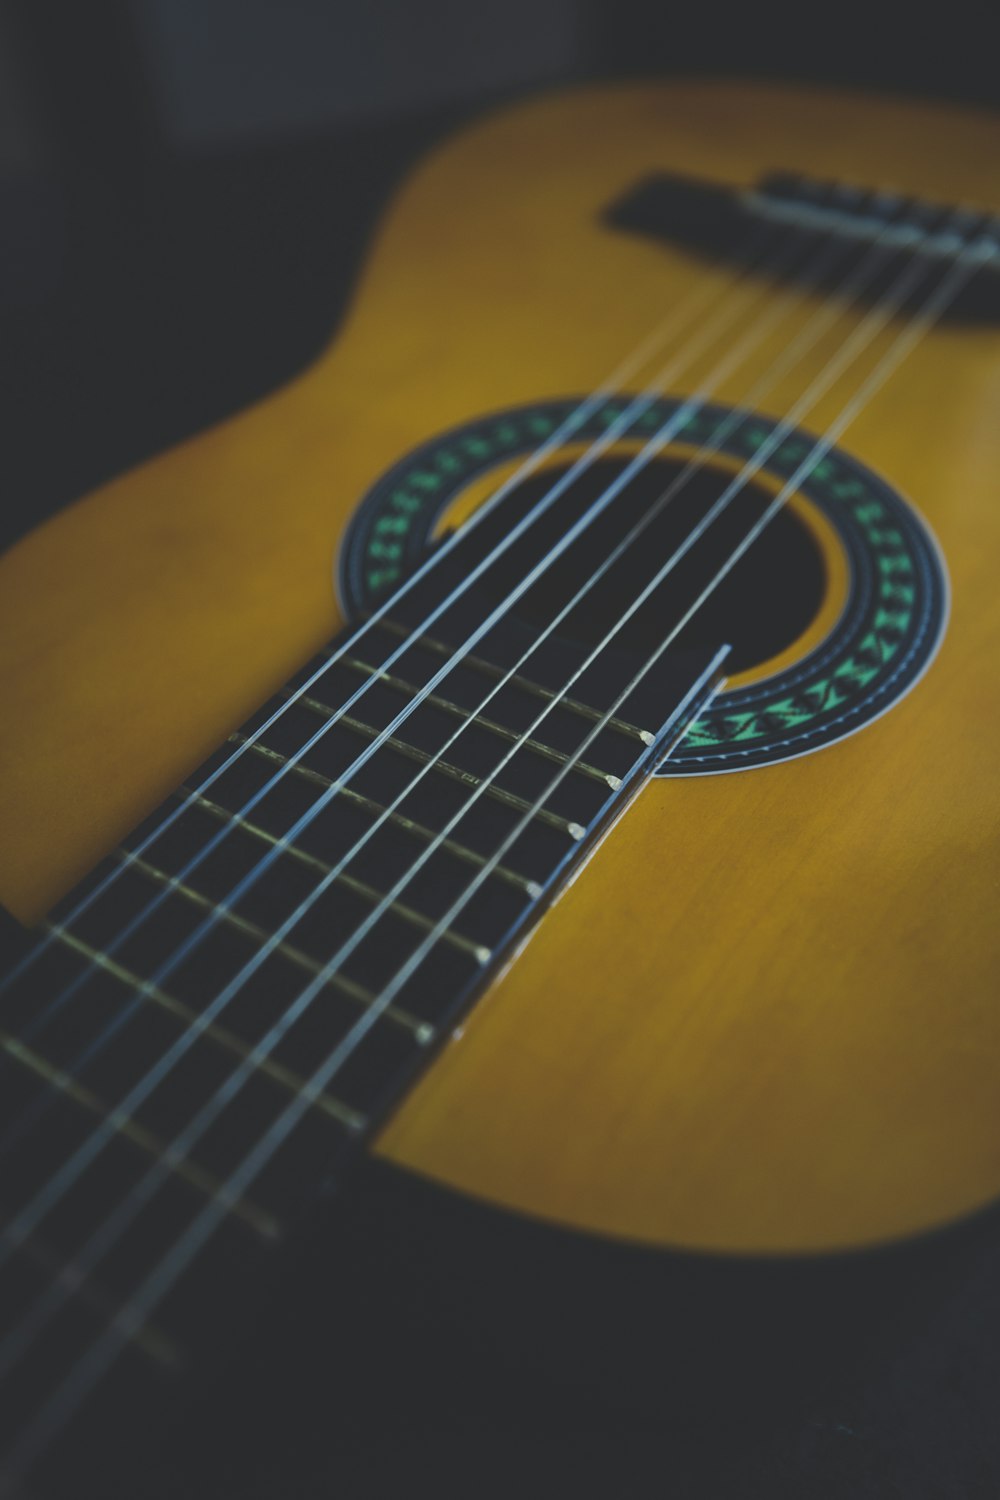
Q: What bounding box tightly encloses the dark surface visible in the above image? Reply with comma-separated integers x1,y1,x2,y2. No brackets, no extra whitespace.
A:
1,109,467,550
3,40,1000,1500
104,1159,1000,1500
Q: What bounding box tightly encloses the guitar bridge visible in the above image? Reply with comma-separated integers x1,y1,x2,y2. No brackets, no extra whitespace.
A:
604,170,1000,321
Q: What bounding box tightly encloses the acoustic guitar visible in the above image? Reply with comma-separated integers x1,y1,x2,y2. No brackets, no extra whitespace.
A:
1,78,998,1493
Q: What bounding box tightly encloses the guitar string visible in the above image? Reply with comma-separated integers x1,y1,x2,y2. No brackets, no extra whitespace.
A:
0,228,809,1192
0,213,879,1365
8,217,993,1477
0,228,839,1320
0,220,775,1010
0,207,975,1360
0,205,899,1194
0,221,811,1130
0,221,804,1173
0,204,958,1267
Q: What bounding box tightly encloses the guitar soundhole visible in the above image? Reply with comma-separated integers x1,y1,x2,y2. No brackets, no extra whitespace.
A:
344,396,947,775
475,454,827,676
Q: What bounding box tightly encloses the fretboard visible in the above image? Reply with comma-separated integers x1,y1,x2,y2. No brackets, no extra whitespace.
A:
0,601,725,1486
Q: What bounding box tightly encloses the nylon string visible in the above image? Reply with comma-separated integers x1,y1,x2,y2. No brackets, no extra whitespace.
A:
0,222,804,1136
0,209,970,1291
0,212,883,1352
4,206,997,1474
0,213,866,1207
0,223,774,1012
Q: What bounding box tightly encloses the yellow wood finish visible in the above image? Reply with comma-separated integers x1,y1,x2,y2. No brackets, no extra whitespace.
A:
1,81,999,1254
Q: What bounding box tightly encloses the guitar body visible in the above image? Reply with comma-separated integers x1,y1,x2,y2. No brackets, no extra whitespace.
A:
2,78,999,1263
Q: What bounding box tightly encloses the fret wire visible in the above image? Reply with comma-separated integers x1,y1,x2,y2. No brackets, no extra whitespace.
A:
46,928,367,1135
228,734,543,896
121,850,441,1030
6,1220,182,1370
335,656,619,786
365,622,656,745
292,695,588,838
167,798,487,968
0,1031,278,1240
2,1032,281,1242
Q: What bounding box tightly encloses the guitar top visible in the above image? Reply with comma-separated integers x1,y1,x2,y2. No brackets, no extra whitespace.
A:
1,78,999,1489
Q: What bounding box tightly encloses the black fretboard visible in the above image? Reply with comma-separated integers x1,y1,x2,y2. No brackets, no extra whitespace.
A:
0,569,725,1486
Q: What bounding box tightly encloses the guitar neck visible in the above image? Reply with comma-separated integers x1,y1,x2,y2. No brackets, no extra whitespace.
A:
0,552,725,1475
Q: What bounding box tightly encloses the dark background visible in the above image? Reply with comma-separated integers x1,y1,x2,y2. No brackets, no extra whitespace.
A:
2,2,999,1496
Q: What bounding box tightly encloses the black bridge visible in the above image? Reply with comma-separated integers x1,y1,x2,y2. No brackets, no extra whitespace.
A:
605,170,1000,320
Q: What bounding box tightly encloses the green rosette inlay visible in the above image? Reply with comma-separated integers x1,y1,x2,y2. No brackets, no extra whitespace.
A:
339,398,946,776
